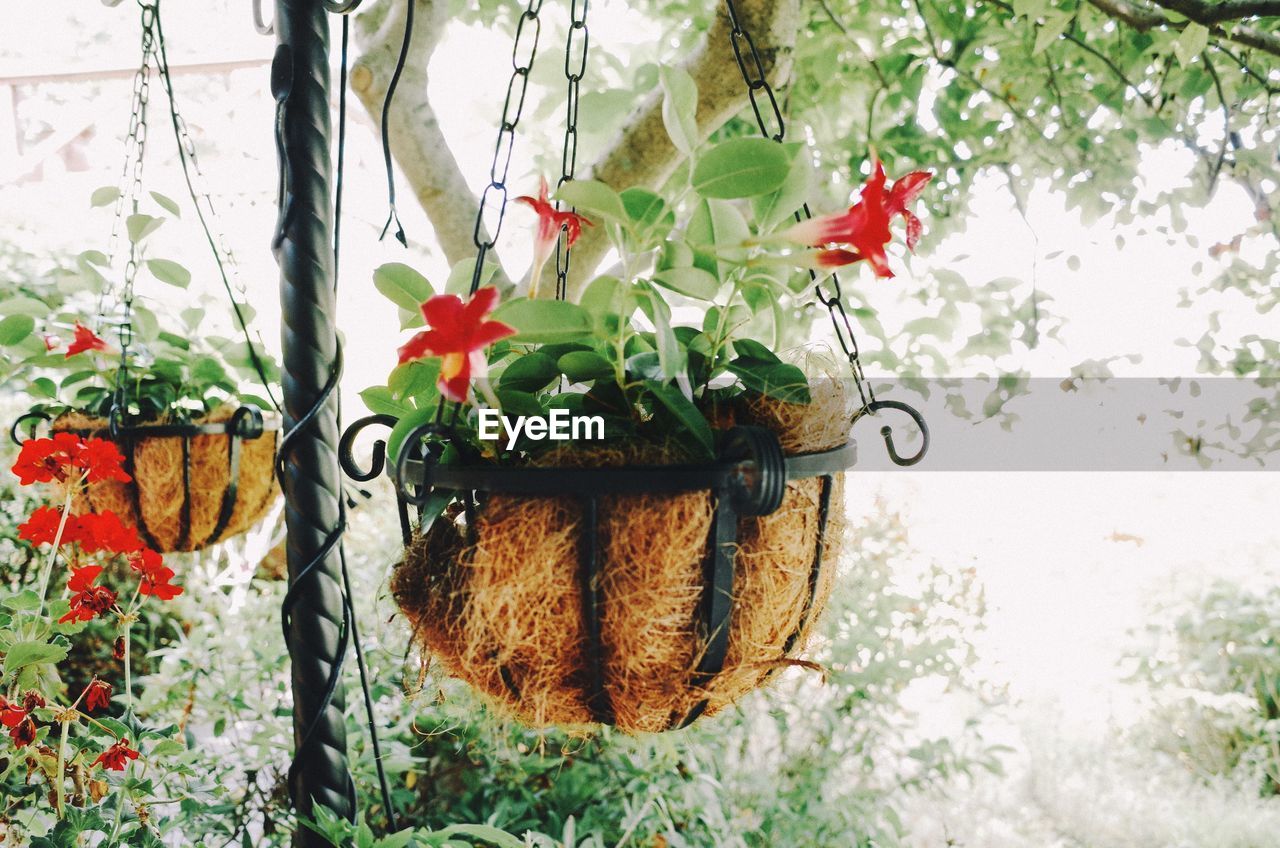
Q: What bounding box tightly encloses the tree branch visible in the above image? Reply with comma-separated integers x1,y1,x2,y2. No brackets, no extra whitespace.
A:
563,0,801,291
350,0,503,273
1148,0,1280,24
1085,0,1280,57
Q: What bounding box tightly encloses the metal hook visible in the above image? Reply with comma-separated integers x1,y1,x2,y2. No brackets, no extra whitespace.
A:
863,399,929,467
251,0,273,35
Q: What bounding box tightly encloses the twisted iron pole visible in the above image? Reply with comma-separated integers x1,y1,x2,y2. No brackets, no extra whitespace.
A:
271,0,354,841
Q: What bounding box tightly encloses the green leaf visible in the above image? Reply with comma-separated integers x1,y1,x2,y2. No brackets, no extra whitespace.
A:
659,65,699,155
558,351,613,382
359,386,415,418
445,258,500,297
0,314,35,346
692,137,791,199
494,388,544,417
3,591,42,612
621,187,675,245
646,381,713,457
1173,23,1209,67
146,258,191,288
579,275,633,322
686,199,750,277
373,263,434,313
126,213,164,243
491,298,593,344
437,823,527,848
554,179,627,223
3,640,69,675
389,359,440,400
498,352,559,392
727,358,810,403
1033,11,1070,55
651,267,721,301
0,296,51,317
751,143,813,231
90,186,120,208
385,404,437,466
149,191,182,217
732,338,781,362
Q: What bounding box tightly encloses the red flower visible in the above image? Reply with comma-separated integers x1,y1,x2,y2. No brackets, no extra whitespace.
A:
113,636,126,661
779,160,932,278
18,506,67,546
11,434,130,487
83,680,113,713
21,692,45,712
60,567,118,624
397,287,516,403
92,738,139,771
515,178,593,295
43,334,60,352
138,564,182,601
9,717,36,748
66,323,112,358
0,696,27,729
75,439,130,483
76,511,143,556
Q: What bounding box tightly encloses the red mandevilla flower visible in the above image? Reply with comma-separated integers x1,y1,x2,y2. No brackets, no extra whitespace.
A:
779,160,932,278
93,738,140,771
83,680,113,714
397,287,517,403
515,178,594,296
66,322,112,358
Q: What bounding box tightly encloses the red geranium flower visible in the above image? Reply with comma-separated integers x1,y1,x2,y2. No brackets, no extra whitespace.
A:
11,434,130,487
75,439,130,483
138,563,182,601
60,567,118,624
0,696,27,729
113,636,126,660
83,680,113,713
66,323,112,358
76,511,143,556
93,738,139,771
779,160,932,278
17,506,68,546
515,178,594,296
21,692,45,712
397,287,516,403
9,717,36,748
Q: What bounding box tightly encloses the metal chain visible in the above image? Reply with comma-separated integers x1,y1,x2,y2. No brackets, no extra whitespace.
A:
468,0,546,294
553,0,590,300
721,0,875,413
99,0,155,334
111,0,159,416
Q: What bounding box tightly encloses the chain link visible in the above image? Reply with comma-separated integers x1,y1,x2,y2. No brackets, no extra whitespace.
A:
720,0,875,412
469,0,545,293
554,0,590,300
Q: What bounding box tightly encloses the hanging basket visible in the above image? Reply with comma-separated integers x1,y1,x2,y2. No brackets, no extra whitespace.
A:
20,405,280,553
358,384,857,733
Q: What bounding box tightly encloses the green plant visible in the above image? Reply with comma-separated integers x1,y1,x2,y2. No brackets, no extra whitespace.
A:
0,191,278,423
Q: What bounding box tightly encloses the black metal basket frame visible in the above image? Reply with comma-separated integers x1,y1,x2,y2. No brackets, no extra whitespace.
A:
12,406,279,552
340,415,856,729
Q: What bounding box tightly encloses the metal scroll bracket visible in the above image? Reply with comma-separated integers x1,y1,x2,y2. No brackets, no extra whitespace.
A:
862,399,930,467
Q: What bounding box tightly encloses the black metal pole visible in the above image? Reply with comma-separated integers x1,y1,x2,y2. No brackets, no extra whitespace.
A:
272,0,354,841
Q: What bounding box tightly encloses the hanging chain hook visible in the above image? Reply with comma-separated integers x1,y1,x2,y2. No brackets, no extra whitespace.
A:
862,399,929,467
251,0,273,35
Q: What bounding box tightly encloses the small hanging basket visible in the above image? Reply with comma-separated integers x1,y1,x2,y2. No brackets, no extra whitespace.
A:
16,405,279,553
349,386,857,733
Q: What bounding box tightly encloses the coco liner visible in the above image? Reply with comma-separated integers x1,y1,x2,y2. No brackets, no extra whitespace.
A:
393,383,855,733
51,405,279,553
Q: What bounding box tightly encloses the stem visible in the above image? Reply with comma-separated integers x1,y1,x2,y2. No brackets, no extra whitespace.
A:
123,625,133,713
55,719,69,819
36,483,79,613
